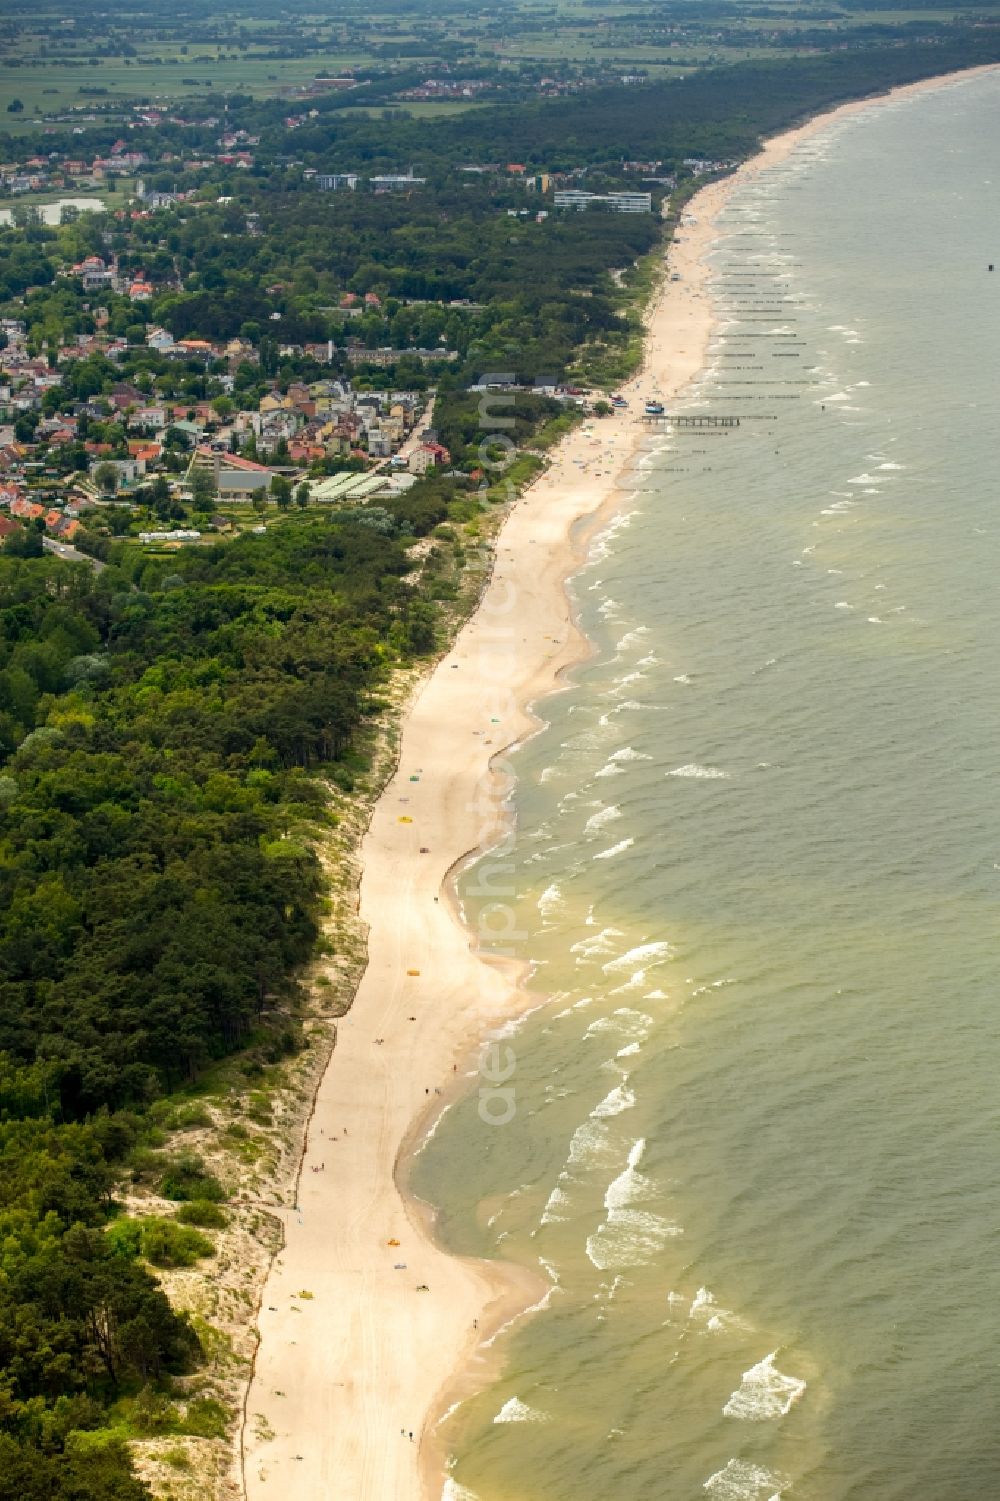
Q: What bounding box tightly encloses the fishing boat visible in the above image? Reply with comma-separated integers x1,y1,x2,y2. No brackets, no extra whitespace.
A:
644,400,665,416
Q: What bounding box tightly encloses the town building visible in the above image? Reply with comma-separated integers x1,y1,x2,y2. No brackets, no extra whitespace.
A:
369,173,426,192
553,190,652,214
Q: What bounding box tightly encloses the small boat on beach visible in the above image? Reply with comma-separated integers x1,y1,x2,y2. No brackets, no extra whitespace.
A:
644,400,666,416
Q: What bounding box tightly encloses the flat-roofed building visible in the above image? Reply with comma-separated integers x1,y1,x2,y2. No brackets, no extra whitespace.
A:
553,190,652,214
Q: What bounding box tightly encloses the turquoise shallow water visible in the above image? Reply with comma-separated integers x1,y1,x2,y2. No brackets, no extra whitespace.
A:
412,72,1000,1501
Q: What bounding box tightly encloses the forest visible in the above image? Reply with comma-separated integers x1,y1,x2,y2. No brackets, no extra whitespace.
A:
0,513,444,1496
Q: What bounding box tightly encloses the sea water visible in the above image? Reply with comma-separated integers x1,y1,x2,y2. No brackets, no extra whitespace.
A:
411,71,1000,1500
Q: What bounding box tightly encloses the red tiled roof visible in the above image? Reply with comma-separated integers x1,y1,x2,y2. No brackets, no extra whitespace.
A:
194,445,271,473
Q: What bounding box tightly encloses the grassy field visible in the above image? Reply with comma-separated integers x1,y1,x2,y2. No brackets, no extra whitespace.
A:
0,52,390,125
338,100,492,119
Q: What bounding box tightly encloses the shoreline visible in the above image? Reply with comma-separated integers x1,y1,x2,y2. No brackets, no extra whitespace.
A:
241,60,999,1501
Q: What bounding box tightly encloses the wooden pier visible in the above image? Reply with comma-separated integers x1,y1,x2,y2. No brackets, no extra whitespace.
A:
642,413,740,428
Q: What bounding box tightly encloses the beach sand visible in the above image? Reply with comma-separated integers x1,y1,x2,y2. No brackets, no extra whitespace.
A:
241,61,999,1501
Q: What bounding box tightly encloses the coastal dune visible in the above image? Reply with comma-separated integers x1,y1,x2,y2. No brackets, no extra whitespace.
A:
241,63,998,1501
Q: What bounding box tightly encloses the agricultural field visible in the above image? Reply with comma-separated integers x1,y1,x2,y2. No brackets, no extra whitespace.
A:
4,0,995,132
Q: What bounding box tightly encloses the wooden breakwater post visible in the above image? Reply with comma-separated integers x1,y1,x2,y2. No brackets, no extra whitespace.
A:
641,414,740,428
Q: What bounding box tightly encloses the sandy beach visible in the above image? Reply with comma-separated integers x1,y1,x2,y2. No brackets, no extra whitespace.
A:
241,61,999,1501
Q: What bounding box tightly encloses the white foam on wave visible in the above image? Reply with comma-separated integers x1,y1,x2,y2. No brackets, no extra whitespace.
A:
608,670,648,698
588,513,636,566
603,940,673,974
673,673,693,685
690,977,736,999
493,1397,548,1425
615,626,650,651
616,1041,641,1057
604,1137,649,1208
412,1099,458,1157
586,1144,680,1270
537,882,565,921
441,1479,481,1501
704,1458,786,1500
608,969,648,995
584,1008,653,1043
598,694,645,720
723,1352,806,1421
594,744,651,780
591,1081,635,1118
584,804,622,835
552,994,593,1020
571,926,623,961
667,764,730,780
566,1118,618,1171
587,1184,680,1270
878,460,904,470
539,1182,571,1225
594,837,634,860
690,1285,716,1317
687,1285,746,1334
610,745,651,762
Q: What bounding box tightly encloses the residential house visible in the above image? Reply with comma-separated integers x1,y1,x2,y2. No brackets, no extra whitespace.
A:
259,393,292,416
128,442,162,466
110,384,146,413
132,405,167,431
168,419,205,445
175,339,215,358
70,256,115,292
225,338,256,365
10,497,45,521
90,457,145,490
408,441,451,475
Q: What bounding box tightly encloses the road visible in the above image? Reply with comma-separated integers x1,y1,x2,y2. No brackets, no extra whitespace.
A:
43,536,105,571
